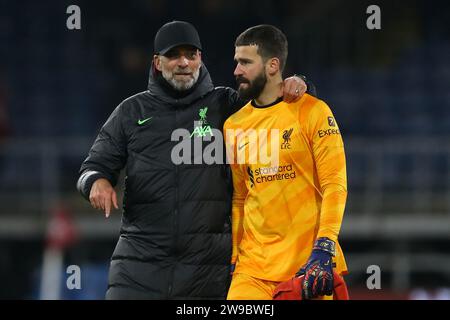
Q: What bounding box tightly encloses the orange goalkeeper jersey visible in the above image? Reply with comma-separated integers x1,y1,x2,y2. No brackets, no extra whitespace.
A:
224,93,348,282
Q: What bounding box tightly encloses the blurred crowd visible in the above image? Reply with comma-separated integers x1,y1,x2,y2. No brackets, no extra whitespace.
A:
0,0,449,299
0,0,448,140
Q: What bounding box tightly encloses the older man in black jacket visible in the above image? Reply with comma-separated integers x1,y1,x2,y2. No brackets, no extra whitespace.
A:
77,21,312,299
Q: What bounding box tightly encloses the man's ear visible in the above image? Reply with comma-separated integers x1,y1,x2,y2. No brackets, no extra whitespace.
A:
153,55,162,71
267,57,280,76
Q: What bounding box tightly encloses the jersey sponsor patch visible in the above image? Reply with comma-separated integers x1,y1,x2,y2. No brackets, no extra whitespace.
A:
318,128,340,138
249,164,297,185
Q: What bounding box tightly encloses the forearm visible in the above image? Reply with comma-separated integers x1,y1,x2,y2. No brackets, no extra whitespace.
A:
231,197,245,264
317,183,347,242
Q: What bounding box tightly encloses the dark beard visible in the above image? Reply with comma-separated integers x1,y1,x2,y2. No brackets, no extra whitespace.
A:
237,72,267,101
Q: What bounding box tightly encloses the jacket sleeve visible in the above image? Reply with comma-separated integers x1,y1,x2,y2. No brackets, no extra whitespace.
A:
300,75,318,97
77,103,127,200
224,87,244,116
306,100,347,242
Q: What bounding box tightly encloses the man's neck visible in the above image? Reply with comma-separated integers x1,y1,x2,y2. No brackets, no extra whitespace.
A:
254,74,283,106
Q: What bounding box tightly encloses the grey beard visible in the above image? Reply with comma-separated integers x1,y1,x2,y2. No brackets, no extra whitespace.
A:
162,68,200,91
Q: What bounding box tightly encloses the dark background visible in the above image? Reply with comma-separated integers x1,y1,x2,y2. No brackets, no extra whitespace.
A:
0,0,449,299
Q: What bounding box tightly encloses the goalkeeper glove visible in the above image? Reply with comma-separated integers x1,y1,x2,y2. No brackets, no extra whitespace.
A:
296,237,336,299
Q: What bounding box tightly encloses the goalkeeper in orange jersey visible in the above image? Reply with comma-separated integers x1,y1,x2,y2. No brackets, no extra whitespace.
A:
224,24,348,300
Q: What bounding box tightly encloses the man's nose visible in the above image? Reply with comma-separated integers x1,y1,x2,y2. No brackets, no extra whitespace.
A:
234,64,243,76
177,56,189,67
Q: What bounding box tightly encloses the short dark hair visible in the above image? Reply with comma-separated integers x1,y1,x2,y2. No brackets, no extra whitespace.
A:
235,24,288,72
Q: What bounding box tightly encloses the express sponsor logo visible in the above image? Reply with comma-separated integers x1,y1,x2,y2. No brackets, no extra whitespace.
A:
318,128,340,138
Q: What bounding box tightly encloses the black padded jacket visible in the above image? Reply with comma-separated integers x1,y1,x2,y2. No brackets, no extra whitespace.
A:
77,64,240,299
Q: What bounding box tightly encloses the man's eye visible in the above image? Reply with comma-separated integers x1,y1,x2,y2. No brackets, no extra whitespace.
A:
186,52,197,59
165,50,197,60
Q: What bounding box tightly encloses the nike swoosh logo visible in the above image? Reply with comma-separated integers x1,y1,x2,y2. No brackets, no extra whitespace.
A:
238,142,249,150
137,117,152,125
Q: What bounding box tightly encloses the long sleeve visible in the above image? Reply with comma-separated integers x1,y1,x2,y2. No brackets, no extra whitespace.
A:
307,100,347,242
77,103,128,200
230,163,248,264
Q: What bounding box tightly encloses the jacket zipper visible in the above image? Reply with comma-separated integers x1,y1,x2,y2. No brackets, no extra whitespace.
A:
168,103,180,299
168,164,179,298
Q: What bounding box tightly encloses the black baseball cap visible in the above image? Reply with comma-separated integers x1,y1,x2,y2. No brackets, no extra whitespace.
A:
154,21,202,55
